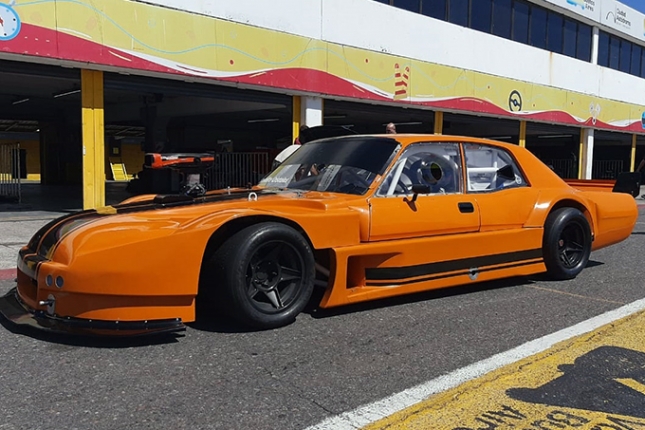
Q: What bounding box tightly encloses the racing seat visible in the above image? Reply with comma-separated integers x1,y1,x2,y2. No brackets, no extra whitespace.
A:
407,155,459,194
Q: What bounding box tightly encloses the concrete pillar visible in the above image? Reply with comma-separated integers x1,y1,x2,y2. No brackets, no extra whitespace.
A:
300,96,323,127
519,121,527,147
630,134,637,172
81,69,105,209
579,128,595,179
591,27,600,65
292,96,301,145
434,111,443,135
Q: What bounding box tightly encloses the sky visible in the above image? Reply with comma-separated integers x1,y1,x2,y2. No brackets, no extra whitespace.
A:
619,0,645,14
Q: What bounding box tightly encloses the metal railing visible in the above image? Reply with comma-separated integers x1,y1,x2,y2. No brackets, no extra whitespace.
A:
543,158,577,179
592,160,624,180
0,142,21,203
543,159,625,180
204,152,271,190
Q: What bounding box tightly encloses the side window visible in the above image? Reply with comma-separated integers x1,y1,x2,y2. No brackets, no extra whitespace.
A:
377,142,463,196
464,143,527,192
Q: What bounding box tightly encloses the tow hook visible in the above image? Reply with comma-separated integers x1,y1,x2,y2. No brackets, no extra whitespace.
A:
38,294,56,315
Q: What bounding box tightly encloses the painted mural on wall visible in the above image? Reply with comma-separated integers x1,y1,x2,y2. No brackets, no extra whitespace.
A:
1,0,644,133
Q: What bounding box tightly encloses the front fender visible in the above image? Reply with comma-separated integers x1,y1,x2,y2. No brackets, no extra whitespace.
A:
190,207,365,249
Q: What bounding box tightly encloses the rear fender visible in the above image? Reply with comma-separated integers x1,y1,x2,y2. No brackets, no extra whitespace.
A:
524,192,597,238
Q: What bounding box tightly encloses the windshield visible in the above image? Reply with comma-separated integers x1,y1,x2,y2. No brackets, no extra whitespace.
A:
259,136,399,195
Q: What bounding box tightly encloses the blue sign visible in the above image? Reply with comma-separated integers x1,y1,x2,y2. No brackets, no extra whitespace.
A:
619,0,645,15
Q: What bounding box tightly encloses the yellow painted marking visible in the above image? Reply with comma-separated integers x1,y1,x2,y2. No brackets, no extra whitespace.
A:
434,111,443,135
292,95,301,144
529,285,626,305
616,378,645,395
631,134,637,172
364,310,645,429
95,206,117,215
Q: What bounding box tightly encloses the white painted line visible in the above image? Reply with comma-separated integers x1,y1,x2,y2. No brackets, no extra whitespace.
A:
304,297,645,430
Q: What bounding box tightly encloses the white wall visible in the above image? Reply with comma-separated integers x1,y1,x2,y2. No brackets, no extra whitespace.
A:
138,0,645,106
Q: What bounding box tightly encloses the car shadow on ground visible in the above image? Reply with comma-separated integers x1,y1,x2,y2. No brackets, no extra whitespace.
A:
0,260,606,341
190,259,606,333
304,276,536,321
0,314,185,348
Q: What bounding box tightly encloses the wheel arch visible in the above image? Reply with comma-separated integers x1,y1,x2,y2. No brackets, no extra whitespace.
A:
197,215,334,284
200,215,313,264
547,199,596,240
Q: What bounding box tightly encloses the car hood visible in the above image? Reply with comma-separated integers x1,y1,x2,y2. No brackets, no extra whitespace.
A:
28,187,369,262
114,187,365,214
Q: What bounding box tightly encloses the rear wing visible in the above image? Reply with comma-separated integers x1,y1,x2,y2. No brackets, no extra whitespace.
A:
565,172,641,197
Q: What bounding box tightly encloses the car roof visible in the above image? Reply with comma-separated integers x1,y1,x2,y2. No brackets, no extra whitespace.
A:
315,133,521,152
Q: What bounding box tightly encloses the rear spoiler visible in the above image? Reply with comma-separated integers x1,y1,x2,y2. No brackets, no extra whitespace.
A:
564,172,641,197
612,172,641,197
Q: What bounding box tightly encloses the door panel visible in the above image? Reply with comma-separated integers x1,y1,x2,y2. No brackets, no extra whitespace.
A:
474,187,541,231
369,194,480,241
463,142,539,231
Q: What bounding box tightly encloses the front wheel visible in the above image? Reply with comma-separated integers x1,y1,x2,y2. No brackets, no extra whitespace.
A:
204,222,315,329
542,207,592,280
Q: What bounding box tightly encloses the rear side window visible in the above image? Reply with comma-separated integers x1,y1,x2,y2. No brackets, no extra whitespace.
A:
464,143,527,192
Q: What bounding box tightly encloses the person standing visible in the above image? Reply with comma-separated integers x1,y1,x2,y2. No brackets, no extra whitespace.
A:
385,122,397,134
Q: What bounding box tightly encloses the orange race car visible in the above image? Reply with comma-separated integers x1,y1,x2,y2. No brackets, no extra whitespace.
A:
0,135,638,336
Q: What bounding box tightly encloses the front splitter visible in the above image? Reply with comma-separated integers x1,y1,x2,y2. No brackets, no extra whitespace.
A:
0,288,186,337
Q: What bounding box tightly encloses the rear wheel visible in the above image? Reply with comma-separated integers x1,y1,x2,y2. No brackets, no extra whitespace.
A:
204,222,315,329
542,207,592,280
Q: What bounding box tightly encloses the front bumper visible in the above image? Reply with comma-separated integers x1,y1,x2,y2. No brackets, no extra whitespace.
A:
0,288,186,337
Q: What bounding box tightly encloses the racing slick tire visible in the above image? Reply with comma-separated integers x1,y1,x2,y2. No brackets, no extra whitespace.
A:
542,207,592,280
207,222,315,329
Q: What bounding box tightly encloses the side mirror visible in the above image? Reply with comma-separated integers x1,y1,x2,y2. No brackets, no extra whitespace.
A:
410,184,430,202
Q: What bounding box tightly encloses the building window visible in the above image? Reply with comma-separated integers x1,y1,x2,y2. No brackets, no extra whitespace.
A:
529,7,547,50
597,31,610,67
373,0,645,77
609,36,620,70
512,1,530,44
392,0,420,13
546,11,563,53
619,40,632,74
492,0,512,39
576,23,591,62
421,0,446,20
562,18,577,58
447,0,468,27
470,0,492,33
630,45,642,76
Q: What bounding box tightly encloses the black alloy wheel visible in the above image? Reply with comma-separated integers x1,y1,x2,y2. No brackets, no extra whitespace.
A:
204,222,315,329
246,240,305,314
543,207,592,280
557,222,587,269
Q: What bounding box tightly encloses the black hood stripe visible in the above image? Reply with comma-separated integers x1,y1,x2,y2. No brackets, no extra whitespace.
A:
29,190,264,253
113,189,270,214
